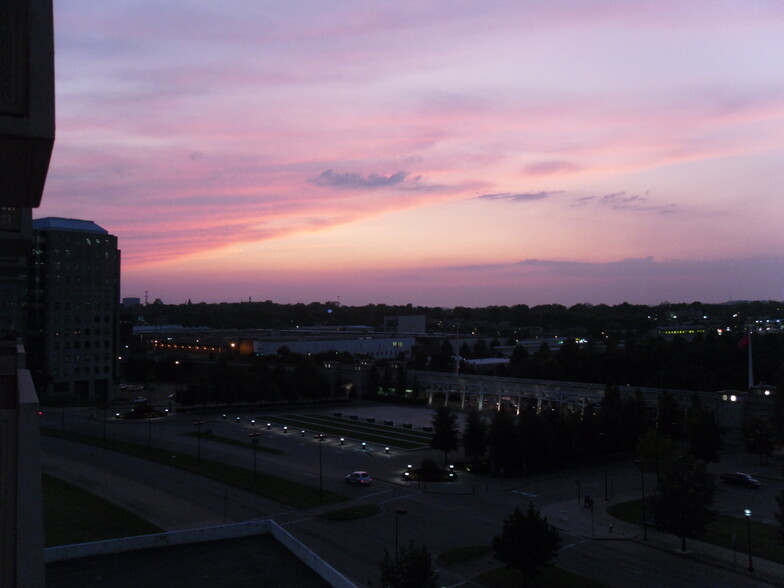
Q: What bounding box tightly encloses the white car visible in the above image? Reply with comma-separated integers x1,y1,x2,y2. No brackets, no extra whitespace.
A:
345,471,372,485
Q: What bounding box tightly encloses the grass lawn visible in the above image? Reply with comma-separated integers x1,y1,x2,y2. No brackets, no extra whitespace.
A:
317,503,382,520
43,474,162,546
42,427,346,510
257,413,431,449
607,498,784,563
437,545,491,566
183,430,283,454
476,565,608,587
438,546,606,587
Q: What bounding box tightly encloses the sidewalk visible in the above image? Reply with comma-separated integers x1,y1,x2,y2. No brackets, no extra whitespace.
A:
541,493,784,586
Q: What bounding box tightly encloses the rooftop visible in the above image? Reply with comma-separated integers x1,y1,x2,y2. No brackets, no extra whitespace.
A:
32,217,108,235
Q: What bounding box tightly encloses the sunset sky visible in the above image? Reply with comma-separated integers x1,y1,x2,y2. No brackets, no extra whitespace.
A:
38,1,784,307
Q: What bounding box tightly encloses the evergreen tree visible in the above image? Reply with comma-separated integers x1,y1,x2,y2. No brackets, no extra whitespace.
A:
741,416,776,465
462,409,487,463
651,453,716,551
686,394,724,462
487,407,517,474
430,406,460,464
378,541,438,588
492,503,561,587
636,427,676,488
656,390,682,439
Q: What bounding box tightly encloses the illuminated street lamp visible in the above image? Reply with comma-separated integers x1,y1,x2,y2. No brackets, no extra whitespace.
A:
744,509,754,573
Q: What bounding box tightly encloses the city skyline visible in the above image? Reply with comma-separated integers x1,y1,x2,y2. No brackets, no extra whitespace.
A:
38,1,784,306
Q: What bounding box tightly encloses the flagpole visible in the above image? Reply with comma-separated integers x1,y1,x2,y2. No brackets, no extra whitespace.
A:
747,328,753,390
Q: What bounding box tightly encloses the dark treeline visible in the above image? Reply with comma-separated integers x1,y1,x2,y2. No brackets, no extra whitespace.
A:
442,383,727,476
133,299,783,339
460,332,784,392
123,355,338,407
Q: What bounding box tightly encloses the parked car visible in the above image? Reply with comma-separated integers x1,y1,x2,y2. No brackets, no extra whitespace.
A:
720,472,761,488
345,471,372,485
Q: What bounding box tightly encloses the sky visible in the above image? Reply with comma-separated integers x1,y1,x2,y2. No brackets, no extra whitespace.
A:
38,1,784,307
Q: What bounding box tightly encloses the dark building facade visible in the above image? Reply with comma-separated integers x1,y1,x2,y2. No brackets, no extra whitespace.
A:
29,218,120,401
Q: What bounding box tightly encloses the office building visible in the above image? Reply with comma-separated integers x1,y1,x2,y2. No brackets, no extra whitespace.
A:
29,218,120,401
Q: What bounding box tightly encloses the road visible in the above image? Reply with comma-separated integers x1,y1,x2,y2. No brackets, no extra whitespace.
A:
41,405,783,587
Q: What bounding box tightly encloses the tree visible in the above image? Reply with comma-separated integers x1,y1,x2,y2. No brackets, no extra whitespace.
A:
776,489,784,545
656,390,682,439
636,427,676,488
651,453,716,551
492,503,561,587
378,541,438,588
741,416,776,465
462,409,487,463
430,406,460,464
685,394,724,462
487,407,517,475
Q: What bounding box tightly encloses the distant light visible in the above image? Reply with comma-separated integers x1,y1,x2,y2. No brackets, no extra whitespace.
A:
744,509,751,517
730,395,737,402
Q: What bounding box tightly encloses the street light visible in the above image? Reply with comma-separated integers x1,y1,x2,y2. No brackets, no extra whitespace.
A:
395,510,408,557
744,509,754,573
599,432,608,501
248,432,260,484
318,434,325,503
194,421,205,464
640,464,648,541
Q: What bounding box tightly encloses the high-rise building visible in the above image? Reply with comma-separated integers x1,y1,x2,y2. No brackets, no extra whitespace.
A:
29,218,120,402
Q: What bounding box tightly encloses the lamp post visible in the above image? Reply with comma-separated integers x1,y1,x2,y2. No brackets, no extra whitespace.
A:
318,434,324,503
194,421,205,464
640,464,648,541
395,510,408,557
744,509,754,573
600,432,608,501
249,432,260,484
